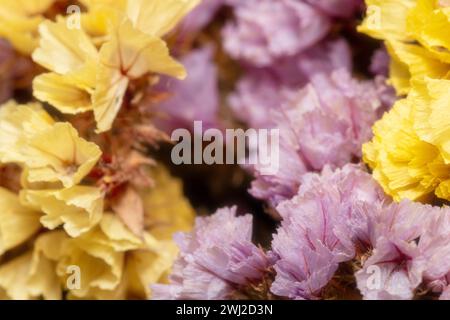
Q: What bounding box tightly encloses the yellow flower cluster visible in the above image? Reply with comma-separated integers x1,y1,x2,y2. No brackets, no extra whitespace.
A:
359,0,450,95
0,105,195,298
361,0,450,202
0,0,199,300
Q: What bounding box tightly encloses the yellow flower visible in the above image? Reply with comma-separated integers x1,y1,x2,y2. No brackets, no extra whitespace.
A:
32,0,200,133
0,187,41,256
407,0,450,63
360,0,450,94
0,101,54,163
93,20,186,132
386,40,449,95
27,231,67,300
358,0,416,42
363,80,450,202
0,231,65,300
56,214,177,300
126,0,200,38
32,18,99,114
20,186,104,238
0,0,56,55
0,101,102,188
0,252,35,299
141,166,195,240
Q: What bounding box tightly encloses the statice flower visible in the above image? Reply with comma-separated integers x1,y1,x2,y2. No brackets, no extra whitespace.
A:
229,39,352,129
356,200,450,300
222,0,330,67
152,207,272,300
270,165,387,299
154,46,220,133
249,69,386,205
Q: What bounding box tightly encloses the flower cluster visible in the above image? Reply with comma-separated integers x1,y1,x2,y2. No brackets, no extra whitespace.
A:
158,165,450,300
1,0,449,301
0,0,199,299
361,1,450,202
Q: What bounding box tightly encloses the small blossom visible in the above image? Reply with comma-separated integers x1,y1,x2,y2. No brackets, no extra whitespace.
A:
223,0,330,67
152,207,272,300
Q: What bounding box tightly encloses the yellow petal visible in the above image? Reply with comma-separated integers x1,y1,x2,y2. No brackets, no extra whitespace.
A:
358,0,416,42
93,20,186,132
92,66,129,133
126,237,179,299
27,232,68,300
24,122,102,188
56,232,125,298
0,253,34,299
0,187,41,256
32,18,98,75
386,40,449,93
141,166,195,240
127,0,200,37
407,0,450,63
33,73,93,114
0,0,56,55
20,186,104,237
0,101,54,164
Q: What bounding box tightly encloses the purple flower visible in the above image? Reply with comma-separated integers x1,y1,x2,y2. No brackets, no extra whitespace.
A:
413,210,450,300
370,48,390,77
248,69,386,205
228,39,353,129
178,0,224,35
356,201,450,300
222,0,330,67
152,207,272,300
153,46,220,133
270,165,387,299
284,69,384,170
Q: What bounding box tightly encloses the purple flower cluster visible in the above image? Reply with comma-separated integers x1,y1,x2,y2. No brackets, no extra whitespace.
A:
156,166,450,300
152,207,272,300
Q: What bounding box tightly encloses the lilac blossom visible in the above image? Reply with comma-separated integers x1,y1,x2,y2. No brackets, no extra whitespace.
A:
356,201,450,300
270,165,387,299
222,0,330,67
248,69,386,205
152,207,272,300
228,39,353,129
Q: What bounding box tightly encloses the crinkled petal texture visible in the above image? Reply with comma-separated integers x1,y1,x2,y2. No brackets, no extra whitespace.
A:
20,186,104,238
93,20,186,133
0,187,41,256
126,0,200,37
359,0,450,95
228,39,353,130
271,165,387,299
152,207,271,300
0,102,102,189
0,214,179,300
31,1,198,133
363,79,450,202
356,200,450,300
223,0,330,66
249,69,386,206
